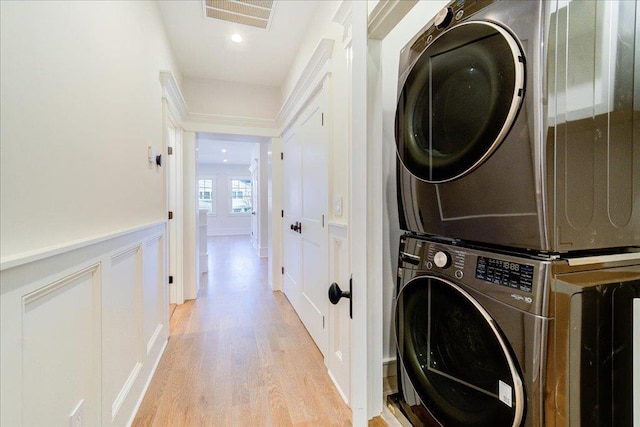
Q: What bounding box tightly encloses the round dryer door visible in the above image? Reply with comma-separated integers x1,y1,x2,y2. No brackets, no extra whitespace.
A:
395,276,525,426
395,21,525,183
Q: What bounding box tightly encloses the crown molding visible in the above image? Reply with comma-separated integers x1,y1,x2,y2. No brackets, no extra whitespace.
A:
187,112,277,129
159,71,278,134
368,0,418,40
333,1,353,48
159,71,189,122
277,38,335,129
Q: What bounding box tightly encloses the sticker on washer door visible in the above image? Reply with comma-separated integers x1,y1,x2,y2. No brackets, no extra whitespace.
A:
499,380,513,407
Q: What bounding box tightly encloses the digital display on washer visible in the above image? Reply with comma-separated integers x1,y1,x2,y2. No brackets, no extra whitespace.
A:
475,256,533,293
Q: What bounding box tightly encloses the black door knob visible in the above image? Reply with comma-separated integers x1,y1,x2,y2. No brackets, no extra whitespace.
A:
328,282,351,305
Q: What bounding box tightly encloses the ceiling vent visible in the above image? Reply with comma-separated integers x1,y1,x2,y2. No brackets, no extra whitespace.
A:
202,1,275,30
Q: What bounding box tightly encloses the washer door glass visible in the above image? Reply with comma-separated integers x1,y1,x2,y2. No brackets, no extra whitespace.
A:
395,276,524,426
395,21,525,183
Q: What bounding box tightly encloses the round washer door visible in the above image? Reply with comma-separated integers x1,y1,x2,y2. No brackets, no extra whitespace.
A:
395,276,525,426
395,21,525,183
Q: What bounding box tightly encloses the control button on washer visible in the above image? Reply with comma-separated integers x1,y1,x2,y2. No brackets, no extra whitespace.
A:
455,270,464,279
426,261,433,269
455,10,464,20
433,251,451,268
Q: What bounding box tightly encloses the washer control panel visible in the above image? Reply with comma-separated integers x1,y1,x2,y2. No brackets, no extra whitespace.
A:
475,256,534,293
398,235,548,316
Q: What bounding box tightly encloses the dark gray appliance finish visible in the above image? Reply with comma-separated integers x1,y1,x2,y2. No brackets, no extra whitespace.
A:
395,0,640,252
395,234,640,427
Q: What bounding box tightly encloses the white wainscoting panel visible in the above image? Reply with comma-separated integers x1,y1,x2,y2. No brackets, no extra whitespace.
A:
22,264,102,426
0,222,168,427
104,245,142,423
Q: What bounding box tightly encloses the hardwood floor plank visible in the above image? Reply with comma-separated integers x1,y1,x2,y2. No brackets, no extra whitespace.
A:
133,235,351,426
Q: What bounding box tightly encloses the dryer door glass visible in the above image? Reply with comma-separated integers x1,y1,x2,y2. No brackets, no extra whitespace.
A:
395,276,524,426
395,22,524,182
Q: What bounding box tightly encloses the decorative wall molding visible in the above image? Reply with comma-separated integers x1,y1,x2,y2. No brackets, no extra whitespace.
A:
368,0,419,40
111,244,141,265
333,1,353,48
111,362,142,420
1,222,168,426
0,221,166,272
277,38,335,130
159,71,189,123
22,264,100,307
159,71,279,133
146,324,163,356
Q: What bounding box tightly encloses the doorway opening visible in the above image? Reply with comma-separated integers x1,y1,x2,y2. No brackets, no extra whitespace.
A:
196,133,272,294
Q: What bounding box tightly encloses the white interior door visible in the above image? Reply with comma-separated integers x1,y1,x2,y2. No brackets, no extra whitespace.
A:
298,99,329,356
282,92,329,357
282,130,302,313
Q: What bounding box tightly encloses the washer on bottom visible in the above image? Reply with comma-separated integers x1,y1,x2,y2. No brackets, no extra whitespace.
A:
394,234,640,426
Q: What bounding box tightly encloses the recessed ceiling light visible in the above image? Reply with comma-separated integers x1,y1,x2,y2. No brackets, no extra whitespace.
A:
231,33,243,43
221,149,227,153
223,159,228,163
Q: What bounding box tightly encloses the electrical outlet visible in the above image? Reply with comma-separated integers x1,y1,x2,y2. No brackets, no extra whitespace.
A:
69,399,84,427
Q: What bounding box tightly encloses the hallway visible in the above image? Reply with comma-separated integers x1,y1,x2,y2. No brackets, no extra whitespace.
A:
133,235,352,426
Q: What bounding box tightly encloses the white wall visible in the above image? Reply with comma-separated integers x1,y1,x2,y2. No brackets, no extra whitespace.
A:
380,0,449,360
199,163,252,236
0,1,180,261
182,77,281,119
281,1,341,107
1,2,180,423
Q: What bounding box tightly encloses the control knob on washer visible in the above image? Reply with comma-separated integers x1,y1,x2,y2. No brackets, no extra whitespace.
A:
433,251,451,269
434,7,453,29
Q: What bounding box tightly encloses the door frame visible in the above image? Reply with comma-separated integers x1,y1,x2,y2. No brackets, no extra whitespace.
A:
162,97,185,306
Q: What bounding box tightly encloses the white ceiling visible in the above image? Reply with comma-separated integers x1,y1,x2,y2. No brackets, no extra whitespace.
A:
157,0,320,87
198,133,266,165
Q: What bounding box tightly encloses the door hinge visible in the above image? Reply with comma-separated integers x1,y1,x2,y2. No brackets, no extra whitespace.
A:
281,210,284,218
321,112,324,126
169,275,174,284
322,214,325,228
168,211,174,220
281,267,285,275
322,315,325,329
281,152,284,160
168,146,173,155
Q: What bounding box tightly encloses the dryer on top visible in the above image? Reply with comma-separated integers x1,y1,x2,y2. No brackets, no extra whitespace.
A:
395,0,640,253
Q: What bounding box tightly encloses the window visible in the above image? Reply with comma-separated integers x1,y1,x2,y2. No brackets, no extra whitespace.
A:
199,178,215,214
230,178,252,213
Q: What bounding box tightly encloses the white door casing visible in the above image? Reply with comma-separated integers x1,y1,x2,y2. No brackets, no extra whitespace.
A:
250,159,259,251
166,121,184,305
327,224,351,404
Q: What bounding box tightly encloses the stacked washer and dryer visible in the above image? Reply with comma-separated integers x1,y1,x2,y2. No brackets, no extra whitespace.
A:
392,1,640,426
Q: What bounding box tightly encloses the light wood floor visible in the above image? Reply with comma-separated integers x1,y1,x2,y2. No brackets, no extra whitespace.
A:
132,235,353,426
